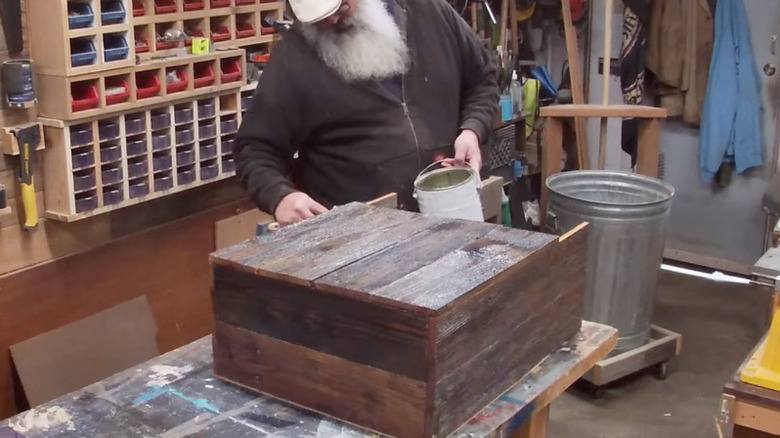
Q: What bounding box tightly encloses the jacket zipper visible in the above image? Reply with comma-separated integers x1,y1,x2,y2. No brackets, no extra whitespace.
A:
401,78,422,170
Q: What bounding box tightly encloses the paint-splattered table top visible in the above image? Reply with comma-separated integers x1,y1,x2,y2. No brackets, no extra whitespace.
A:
0,322,616,438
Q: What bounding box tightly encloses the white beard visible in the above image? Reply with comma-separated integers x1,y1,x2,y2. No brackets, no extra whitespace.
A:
299,0,410,82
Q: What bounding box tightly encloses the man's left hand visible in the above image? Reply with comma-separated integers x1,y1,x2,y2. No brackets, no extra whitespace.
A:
444,129,482,174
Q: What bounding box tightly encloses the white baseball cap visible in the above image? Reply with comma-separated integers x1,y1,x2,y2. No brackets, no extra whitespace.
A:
289,0,343,24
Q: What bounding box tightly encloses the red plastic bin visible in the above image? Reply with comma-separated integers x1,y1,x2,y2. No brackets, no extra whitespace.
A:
210,26,231,42
185,29,205,46
261,24,276,35
211,0,230,7
136,71,161,99
166,69,188,93
193,64,215,88
156,34,179,50
220,59,242,83
183,0,204,10
236,22,256,38
71,82,99,112
133,0,145,16
154,0,176,14
135,36,150,53
105,77,130,105
236,0,256,4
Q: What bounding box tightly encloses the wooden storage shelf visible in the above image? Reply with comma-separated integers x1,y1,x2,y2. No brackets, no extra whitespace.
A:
41,87,251,222
29,0,134,76
36,49,246,121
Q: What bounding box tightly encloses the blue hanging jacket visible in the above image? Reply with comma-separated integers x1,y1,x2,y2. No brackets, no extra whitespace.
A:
699,0,763,182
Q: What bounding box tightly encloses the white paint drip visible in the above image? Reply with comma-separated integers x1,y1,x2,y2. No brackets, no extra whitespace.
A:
146,365,194,387
10,406,76,432
229,417,270,433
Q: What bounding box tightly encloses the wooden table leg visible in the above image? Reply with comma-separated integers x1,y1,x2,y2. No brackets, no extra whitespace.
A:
512,405,550,438
636,118,660,177
540,117,563,229
732,424,777,438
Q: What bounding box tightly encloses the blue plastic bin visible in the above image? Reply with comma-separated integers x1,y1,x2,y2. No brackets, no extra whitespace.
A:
103,33,129,62
101,0,126,24
68,2,94,29
70,38,97,67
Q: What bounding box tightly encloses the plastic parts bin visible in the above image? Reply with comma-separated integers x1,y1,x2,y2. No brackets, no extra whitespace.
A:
198,100,216,118
211,0,230,7
200,161,219,180
184,0,204,10
73,171,97,192
100,144,121,163
71,82,99,112
177,166,196,185
129,179,149,198
98,120,120,139
220,118,238,134
136,71,161,99
153,153,173,171
103,33,129,62
68,2,94,29
101,165,123,184
133,0,145,16
103,186,124,205
220,59,242,83
101,0,126,25
199,122,216,139
105,77,130,105
235,0,256,4
241,93,253,110
154,0,176,14
127,159,148,178
135,35,150,53
175,127,194,145
175,106,194,124
125,114,146,135
176,148,196,166
70,38,97,67
222,156,236,173
152,132,171,151
200,142,217,159
210,24,230,42
185,28,205,46
154,174,174,191
166,69,188,93
71,148,95,170
75,192,98,213
150,111,171,130
126,137,147,156
70,125,93,147
236,21,256,38
221,137,234,154
193,63,215,88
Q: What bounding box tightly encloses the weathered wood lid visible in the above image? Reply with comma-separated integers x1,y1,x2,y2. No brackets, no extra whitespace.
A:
210,203,562,315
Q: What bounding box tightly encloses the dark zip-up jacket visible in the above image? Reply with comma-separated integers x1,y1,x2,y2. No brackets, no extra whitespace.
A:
234,0,498,214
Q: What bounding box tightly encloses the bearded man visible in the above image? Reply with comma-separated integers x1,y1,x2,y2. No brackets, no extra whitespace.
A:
235,0,499,225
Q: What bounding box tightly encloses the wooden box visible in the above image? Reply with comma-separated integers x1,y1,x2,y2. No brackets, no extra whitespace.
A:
210,203,586,438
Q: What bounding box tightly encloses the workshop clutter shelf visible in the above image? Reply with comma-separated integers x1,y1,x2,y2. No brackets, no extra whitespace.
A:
41,89,247,222
30,0,134,76
35,50,246,121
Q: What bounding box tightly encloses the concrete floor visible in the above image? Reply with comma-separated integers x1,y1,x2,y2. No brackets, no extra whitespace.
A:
549,270,771,438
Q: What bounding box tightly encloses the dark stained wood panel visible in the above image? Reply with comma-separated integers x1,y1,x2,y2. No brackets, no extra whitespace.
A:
212,265,430,381
213,322,427,438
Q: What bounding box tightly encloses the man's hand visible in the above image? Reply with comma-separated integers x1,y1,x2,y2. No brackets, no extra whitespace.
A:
443,129,482,173
274,192,328,226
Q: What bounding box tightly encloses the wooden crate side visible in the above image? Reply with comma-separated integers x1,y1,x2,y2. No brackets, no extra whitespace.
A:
212,264,430,381
213,321,427,438
430,229,588,436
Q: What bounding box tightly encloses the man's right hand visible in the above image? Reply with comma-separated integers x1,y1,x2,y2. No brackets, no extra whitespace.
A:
274,192,328,226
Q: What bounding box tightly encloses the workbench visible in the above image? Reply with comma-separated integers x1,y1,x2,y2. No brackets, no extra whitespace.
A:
0,321,615,438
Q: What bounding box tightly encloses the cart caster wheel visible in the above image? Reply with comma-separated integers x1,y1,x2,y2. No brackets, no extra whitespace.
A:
654,362,669,380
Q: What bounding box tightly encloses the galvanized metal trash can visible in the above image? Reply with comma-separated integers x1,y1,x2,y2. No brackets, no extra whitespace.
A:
546,171,675,355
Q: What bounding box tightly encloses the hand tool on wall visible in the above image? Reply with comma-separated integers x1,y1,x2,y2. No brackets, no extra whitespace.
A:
0,0,23,55
11,124,41,232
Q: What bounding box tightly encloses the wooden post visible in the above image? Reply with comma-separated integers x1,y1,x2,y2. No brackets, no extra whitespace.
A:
512,405,550,438
471,2,479,32
499,0,509,57
560,0,590,170
636,118,660,177
510,0,519,55
540,117,564,229
598,0,613,170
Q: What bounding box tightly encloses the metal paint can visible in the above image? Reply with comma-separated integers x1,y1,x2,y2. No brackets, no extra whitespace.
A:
413,161,484,222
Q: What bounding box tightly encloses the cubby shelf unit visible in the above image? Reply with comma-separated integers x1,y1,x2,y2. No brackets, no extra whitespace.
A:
36,49,247,121
29,0,134,76
40,88,249,222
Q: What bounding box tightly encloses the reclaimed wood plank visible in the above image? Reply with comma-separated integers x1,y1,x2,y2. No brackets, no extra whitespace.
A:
212,322,427,438
212,264,430,381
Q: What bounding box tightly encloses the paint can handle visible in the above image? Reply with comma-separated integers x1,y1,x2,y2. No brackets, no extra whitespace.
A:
415,159,483,190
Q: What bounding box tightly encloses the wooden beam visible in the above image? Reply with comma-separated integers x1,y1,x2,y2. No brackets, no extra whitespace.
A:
636,118,661,177
560,0,589,170
598,0,614,169
540,104,668,119
540,117,563,229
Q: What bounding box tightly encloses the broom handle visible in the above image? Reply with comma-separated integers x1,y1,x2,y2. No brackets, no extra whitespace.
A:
598,0,613,170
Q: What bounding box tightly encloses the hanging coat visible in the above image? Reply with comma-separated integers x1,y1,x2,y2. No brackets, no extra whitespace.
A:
699,0,763,182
